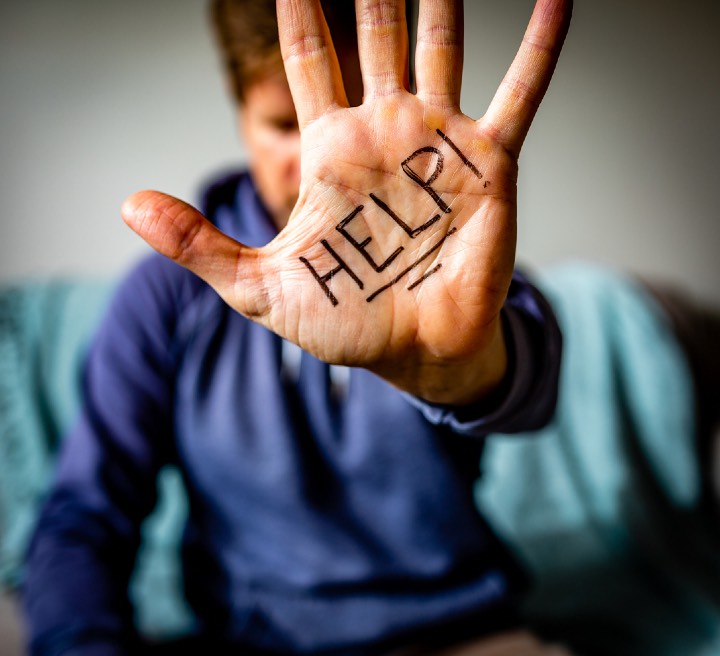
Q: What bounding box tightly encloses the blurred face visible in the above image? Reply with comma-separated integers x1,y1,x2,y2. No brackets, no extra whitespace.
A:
239,72,301,231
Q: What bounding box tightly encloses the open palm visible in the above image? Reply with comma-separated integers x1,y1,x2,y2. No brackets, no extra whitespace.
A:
123,0,571,404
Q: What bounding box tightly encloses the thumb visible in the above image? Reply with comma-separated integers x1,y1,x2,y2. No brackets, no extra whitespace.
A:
121,190,269,319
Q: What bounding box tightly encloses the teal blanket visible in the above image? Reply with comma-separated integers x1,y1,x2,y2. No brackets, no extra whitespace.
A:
477,264,720,654
0,280,113,587
1,265,718,653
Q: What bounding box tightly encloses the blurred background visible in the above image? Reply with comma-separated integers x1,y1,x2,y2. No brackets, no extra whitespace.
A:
1,0,719,303
0,2,719,654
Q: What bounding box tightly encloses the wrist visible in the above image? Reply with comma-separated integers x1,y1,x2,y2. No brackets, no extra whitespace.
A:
374,315,508,406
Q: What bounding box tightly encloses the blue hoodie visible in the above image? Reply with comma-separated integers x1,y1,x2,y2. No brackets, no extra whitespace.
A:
24,172,562,655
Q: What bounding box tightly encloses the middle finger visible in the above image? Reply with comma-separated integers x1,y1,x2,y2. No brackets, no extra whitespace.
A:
355,0,409,98
414,0,464,109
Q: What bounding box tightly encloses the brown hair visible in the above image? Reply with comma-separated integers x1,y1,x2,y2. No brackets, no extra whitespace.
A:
210,0,282,102
209,0,360,103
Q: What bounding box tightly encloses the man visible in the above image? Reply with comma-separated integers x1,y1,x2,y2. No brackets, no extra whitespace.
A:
23,0,572,653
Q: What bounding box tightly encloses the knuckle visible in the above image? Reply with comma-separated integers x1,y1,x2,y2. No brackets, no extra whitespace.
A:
149,200,204,263
502,76,541,110
283,34,327,62
417,24,461,48
174,211,203,262
359,0,403,30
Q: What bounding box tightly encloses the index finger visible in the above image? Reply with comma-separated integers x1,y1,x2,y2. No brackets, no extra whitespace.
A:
481,0,572,156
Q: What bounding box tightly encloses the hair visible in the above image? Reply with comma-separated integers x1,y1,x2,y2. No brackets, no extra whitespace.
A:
209,0,360,103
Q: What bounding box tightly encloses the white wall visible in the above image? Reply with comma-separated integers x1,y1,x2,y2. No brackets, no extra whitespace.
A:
0,1,240,281
2,0,719,304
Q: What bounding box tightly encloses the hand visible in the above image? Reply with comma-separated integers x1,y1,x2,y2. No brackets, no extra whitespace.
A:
122,0,571,405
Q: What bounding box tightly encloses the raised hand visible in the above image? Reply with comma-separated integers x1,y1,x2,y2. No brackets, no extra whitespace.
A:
122,0,571,405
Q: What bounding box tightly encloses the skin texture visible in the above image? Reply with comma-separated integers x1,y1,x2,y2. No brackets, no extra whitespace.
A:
121,0,572,405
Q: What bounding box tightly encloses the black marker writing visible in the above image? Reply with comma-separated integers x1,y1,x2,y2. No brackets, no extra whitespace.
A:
401,147,452,214
436,129,482,180
366,227,457,302
369,193,440,239
336,205,403,272
300,132,485,306
300,240,364,307
408,263,442,291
